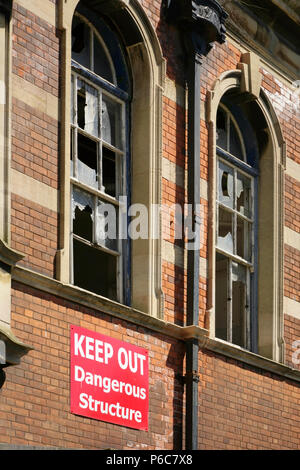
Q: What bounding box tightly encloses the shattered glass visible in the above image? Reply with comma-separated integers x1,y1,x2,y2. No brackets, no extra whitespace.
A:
77,133,98,188
101,95,122,149
236,172,251,217
218,207,233,253
77,80,99,138
218,161,234,208
72,187,94,242
96,200,118,252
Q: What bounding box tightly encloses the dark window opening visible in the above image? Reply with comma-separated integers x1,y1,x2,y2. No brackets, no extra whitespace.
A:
73,239,117,299
77,133,98,187
73,204,93,242
103,147,116,197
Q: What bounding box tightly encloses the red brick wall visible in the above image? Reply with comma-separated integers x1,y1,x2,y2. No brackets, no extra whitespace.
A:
3,283,300,450
11,194,58,277
198,350,300,449
284,245,300,304
3,0,300,451
0,282,185,449
12,3,60,97
285,175,300,234
11,98,59,189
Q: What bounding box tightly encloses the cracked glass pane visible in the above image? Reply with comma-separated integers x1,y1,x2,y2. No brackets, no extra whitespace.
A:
72,187,94,242
77,80,99,137
101,94,122,149
218,207,233,253
77,133,98,188
71,75,75,124
218,161,234,208
237,217,251,261
96,200,118,252
236,172,251,218
70,129,74,177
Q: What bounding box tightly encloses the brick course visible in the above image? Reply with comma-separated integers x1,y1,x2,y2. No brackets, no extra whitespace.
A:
12,3,60,97
11,98,59,189
11,194,58,277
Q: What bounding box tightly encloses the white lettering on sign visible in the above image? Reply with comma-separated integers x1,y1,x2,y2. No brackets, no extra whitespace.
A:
74,333,114,364
117,347,146,375
79,393,142,423
70,325,149,430
74,365,147,399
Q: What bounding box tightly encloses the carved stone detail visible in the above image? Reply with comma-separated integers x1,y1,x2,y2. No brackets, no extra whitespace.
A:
165,0,228,50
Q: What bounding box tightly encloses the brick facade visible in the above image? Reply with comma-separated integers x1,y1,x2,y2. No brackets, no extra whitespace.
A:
1,0,300,450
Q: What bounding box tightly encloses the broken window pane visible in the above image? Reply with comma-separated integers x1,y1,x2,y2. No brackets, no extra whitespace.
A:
72,187,94,242
236,172,251,218
70,130,74,177
77,80,99,137
71,75,75,124
73,238,117,299
94,33,114,83
216,108,228,151
218,161,234,208
96,200,118,252
72,16,90,70
230,118,244,160
237,217,251,261
215,253,228,341
77,133,98,188
232,262,247,348
103,147,116,197
101,94,122,149
218,207,233,253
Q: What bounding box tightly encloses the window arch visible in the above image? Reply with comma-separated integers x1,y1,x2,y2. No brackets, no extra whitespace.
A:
215,100,259,351
207,65,285,361
58,0,165,317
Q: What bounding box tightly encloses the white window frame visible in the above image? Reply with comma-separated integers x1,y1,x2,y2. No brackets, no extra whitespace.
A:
70,17,127,303
215,105,256,350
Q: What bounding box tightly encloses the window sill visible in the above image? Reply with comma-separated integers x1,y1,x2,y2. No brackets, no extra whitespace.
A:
11,265,300,384
11,265,184,340
206,336,300,383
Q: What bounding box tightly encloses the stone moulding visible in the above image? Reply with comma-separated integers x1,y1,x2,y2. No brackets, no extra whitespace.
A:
0,323,33,367
0,239,33,370
165,0,228,44
0,238,24,267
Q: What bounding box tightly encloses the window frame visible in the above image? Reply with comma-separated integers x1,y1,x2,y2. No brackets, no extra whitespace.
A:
69,13,131,304
215,104,259,351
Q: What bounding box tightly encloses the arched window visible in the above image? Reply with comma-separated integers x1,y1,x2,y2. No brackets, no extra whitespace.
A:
215,100,259,351
70,11,130,302
58,0,165,317
208,62,285,361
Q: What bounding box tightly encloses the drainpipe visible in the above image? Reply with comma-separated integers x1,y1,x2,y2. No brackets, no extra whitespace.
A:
164,0,227,450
